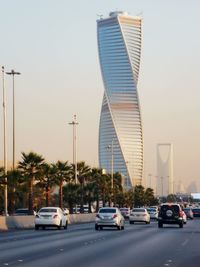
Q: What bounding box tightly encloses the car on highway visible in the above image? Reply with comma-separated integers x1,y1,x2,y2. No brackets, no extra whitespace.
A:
182,211,187,224
120,207,130,219
95,207,125,230
192,207,200,217
183,208,194,220
129,208,150,224
14,208,36,216
35,207,68,230
158,203,184,228
147,207,158,220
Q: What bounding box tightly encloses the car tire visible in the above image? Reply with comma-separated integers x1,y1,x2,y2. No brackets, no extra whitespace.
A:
42,226,45,230
64,221,68,230
117,225,121,230
58,221,62,230
158,222,163,228
121,225,125,230
35,225,39,230
179,222,183,228
100,226,103,230
95,224,99,230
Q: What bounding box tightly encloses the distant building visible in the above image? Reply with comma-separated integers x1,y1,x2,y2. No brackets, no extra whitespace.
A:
157,143,174,196
97,11,143,189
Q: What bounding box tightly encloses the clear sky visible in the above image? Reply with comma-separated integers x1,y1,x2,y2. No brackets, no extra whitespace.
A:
0,0,200,192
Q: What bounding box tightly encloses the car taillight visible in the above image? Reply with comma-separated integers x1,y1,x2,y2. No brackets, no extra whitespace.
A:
53,214,58,219
113,214,118,219
96,214,100,218
179,211,184,217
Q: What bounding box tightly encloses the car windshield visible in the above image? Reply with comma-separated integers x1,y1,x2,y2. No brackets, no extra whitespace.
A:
132,209,145,212
39,208,57,213
99,208,116,213
120,208,129,211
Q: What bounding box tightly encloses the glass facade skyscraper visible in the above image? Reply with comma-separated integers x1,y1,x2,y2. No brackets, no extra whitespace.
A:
97,11,143,189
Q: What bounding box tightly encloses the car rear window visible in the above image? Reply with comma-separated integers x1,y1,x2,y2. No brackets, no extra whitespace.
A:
161,205,179,212
132,209,145,212
192,208,200,212
40,208,57,213
120,208,129,211
99,208,116,213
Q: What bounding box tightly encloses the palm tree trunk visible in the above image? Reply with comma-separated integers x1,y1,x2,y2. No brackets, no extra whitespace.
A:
28,178,34,215
46,185,50,206
59,180,63,208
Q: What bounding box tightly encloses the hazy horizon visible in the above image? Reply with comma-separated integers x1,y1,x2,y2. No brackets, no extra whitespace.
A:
0,0,200,192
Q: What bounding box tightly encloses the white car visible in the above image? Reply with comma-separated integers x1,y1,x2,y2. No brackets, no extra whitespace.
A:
35,207,68,230
147,207,158,220
129,208,150,224
95,207,125,230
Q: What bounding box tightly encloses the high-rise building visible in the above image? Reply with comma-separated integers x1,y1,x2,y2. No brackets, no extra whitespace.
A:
97,11,143,189
157,143,174,196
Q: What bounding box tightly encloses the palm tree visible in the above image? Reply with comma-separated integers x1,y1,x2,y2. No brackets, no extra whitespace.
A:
75,161,91,213
18,151,45,214
53,161,72,208
39,163,57,207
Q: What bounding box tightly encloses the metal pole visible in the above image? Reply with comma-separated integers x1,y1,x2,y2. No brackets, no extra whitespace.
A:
6,69,21,170
2,66,8,216
111,139,114,190
69,115,78,184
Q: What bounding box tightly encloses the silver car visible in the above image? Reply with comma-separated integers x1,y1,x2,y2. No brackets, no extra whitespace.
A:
95,207,125,230
129,208,150,224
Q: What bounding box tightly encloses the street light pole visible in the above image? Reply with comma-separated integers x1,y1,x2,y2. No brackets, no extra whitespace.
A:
2,66,8,216
6,69,21,170
69,115,78,184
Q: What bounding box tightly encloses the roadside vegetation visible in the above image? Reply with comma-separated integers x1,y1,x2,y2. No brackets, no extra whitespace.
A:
0,151,158,214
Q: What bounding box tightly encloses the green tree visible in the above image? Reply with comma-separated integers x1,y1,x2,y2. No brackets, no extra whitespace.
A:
134,185,145,207
18,152,45,214
53,161,72,208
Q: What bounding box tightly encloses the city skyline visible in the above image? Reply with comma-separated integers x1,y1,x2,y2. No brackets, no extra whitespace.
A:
0,1,200,191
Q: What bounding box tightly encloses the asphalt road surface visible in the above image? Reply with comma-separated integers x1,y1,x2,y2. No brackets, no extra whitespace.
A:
0,219,200,267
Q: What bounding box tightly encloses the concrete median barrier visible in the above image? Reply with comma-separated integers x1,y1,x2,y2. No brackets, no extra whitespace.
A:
0,213,96,231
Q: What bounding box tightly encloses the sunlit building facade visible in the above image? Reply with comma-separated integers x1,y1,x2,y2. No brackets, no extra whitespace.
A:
97,11,143,189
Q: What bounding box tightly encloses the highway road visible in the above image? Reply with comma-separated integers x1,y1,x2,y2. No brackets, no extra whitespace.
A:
0,219,200,267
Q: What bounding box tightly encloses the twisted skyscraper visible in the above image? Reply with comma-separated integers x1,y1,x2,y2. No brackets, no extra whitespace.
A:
97,11,143,189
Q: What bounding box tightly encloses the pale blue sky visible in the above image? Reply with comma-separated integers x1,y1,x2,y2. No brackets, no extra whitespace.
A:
0,0,200,191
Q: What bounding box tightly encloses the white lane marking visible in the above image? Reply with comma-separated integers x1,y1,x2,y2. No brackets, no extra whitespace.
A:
4,263,9,266
182,239,189,246
18,259,23,262
164,264,169,266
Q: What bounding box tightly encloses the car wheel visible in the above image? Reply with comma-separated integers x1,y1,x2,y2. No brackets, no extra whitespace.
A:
42,226,45,230
117,225,122,230
179,222,183,228
58,221,62,230
35,225,39,230
121,225,125,230
158,222,163,228
100,226,103,230
64,221,68,229
95,224,99,230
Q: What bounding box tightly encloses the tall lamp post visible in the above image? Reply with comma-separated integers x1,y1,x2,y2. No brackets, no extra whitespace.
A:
106,139,114,189
68,115,78,184
2,66,8,216
6,69,21,170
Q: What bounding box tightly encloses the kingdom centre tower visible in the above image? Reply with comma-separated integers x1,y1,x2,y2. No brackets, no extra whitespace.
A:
97,11,143,189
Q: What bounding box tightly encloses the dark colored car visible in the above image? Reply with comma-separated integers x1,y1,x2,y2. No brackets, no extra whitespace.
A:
158,203,184,228
192,208,200,217
183,208,194,219
14,208,36,216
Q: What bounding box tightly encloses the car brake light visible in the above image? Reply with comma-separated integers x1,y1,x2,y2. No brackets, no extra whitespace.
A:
179,211,184,217
53,214,58,219
113,214,118,219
